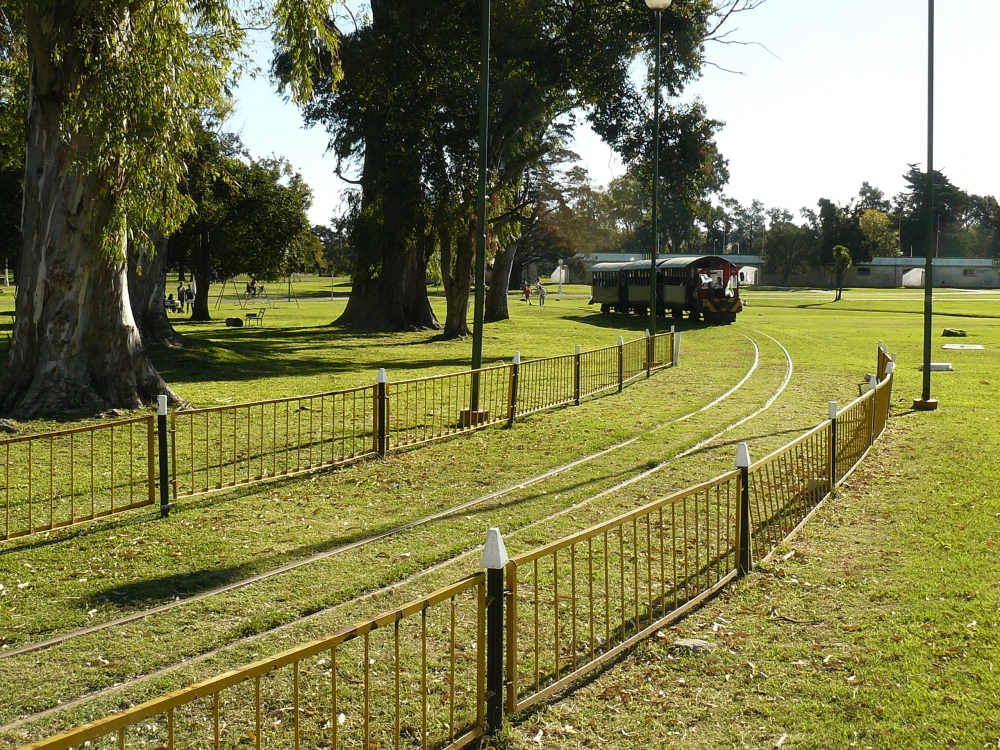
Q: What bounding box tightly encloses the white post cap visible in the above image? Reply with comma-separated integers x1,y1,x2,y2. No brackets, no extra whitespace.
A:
869,374,878,390
618,336,624,346
575,344,581,355
885,361,895,376
670,325,675,334
644,329,650,337
829,401,838,420
878,340,883,349
735,442,751,468
891,353,897,363
513,351,521,365
481,528,509,569
376,368,387,384
157,395,168,416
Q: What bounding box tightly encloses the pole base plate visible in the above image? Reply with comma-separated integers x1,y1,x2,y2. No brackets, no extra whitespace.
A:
912,398,939,411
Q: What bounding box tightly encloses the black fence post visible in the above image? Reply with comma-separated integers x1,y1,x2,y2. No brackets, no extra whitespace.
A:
377,368,388,457
482,528,508,736
157,395,170,518
617,336,624,393
507,352,520,428
645,329,651,378
736,442,752,577
829,401,838,489
671,326,680,367
574,345,581,406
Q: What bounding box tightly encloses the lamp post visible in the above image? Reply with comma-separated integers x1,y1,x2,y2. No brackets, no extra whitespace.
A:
471,0,492,411
914,0,938,411
646,0,671,338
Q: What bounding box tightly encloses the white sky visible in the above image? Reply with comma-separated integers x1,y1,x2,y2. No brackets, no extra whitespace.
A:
230,0,1000,226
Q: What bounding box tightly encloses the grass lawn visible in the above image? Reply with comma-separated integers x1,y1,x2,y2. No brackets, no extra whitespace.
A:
0,283,997,748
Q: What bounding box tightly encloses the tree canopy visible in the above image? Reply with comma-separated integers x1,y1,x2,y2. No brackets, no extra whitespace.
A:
1,0,343,417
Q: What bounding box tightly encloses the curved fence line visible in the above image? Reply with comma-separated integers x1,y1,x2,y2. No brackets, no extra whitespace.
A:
18,345,897,750
1,330,677,542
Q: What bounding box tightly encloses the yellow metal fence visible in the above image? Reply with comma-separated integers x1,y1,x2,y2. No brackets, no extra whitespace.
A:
19,346,896,749
171,386,376,499
504,470,739,712
2,332,677,541
23,574,487,750
0,416,155,541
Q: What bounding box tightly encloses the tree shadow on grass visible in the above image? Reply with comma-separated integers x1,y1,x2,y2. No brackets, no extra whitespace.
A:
151,326,475,386
563,312,715,335
85,463,639,610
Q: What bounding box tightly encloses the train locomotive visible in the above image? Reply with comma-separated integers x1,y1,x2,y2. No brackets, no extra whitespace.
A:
590,254,743,324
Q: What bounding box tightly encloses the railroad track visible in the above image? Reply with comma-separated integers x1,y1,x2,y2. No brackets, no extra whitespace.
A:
0,331,791,738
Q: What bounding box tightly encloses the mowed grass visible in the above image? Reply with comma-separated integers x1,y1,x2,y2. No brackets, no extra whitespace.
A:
505,289,1000,749
0,284,995,749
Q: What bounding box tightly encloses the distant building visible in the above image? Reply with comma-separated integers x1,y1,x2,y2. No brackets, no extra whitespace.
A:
582,253,1000,289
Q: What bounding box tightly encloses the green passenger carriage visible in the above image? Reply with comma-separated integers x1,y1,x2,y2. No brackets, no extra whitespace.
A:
589,254,744,324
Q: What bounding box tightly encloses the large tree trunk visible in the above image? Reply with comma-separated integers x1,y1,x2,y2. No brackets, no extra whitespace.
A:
485,240,517,323
440,221,474,339
402,232,440,330
128,227,179,345
0,59,175,418
190,233,212,321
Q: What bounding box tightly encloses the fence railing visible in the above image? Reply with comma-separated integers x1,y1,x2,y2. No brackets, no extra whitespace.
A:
170,386,376,499
0,416,155,541
19,346,896,749
504,470,739,713
23,573,487,750
1,330,677,542
747,421,831,564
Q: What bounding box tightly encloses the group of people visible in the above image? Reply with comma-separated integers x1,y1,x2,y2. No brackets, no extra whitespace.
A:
166,280,196,313
521,278,547,306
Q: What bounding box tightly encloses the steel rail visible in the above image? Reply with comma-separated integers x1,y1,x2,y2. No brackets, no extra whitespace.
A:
0,335,780,735
0,334,762,665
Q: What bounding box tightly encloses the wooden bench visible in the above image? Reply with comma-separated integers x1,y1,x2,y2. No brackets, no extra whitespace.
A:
245,307,267,327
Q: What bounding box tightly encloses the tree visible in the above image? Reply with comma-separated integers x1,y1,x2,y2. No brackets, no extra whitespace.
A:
169,131,313,321
896,165,969,258
127,227,178,346
859,209,901,258
832,244,852,301
763,222,815,286
0,0,26,285
1,0,340,418
306,0,756,335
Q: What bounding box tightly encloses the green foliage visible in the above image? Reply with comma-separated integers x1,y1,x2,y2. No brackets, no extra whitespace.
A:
20,0,343,260
859,209,901,257
763,222,816,286
169,128,312,283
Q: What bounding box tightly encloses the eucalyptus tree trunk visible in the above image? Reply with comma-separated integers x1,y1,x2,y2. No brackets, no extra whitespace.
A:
440,221,474,339
128,228,179,345
0,62,174,417
485,240,517,323
402,232,440,330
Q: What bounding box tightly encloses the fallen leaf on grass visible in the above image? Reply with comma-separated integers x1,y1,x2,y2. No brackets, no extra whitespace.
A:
841,624,861,632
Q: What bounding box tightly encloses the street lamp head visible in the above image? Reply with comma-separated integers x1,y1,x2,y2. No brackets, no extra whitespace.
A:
645,0,672,8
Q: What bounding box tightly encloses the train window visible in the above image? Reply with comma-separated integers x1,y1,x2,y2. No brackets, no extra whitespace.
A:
963,269,975,277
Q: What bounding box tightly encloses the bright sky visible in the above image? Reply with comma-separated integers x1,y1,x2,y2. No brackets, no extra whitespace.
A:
230,0,1000,226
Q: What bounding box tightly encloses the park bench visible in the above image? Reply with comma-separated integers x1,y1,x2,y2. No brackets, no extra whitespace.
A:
245,307,267,327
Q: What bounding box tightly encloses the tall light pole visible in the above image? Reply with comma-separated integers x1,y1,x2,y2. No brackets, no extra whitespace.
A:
471,0,492,411
914,0,938,410
646,0,671,337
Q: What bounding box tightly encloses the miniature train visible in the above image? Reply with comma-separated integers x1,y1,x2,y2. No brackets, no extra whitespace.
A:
589,254,744,324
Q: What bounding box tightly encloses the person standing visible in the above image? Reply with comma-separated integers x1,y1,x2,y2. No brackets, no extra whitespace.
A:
177,280,187,306
536,280,547,306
